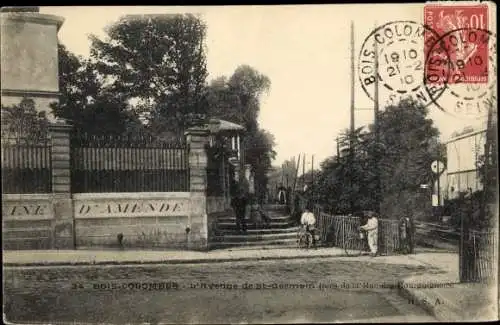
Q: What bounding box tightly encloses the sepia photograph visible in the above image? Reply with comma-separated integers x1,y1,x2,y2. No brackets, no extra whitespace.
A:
1,2,498,323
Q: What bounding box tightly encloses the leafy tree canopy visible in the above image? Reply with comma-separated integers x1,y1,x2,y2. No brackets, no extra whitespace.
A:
89,14,208,137
314,98,442,219
2,98,49,143
51,43,140,135
206,65,275,202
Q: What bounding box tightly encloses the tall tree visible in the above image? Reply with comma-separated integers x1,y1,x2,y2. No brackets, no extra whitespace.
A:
89,14,208,138
315,98,441,219
373,99,440,219
245,129,277,201
206,65,275,202
315,127,376,214
1,98,49,143
51,43,137,135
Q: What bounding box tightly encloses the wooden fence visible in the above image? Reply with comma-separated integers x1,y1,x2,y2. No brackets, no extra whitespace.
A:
70,134,189,193
460,230,497,282
1,138,52,193
316,211,403,255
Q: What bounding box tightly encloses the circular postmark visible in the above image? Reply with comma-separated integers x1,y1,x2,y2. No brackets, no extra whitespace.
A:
424,28,497,120
359,21,449,108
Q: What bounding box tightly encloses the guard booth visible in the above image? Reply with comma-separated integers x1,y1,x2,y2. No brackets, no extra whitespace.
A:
207,119,246,201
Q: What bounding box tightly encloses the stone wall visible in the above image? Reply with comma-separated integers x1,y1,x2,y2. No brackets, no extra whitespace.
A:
1,125,224,251
1,11,241,252
2,194,54,249
73,192,191,249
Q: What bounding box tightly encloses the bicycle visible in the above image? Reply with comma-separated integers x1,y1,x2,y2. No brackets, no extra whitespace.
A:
297,225,314,249
344,228,369,256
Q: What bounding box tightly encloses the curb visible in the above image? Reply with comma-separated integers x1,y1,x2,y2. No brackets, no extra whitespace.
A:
3,252,347,268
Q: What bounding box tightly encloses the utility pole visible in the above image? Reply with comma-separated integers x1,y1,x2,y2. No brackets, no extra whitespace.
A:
302,154,306,190
350,20,355,144
374,22,381,214
292,153,301,194
480,92,496,222
281,163,284,186
349,20,355,213
285,161,289,188
311,155,315,205
437,145,441,209
336,136,340,163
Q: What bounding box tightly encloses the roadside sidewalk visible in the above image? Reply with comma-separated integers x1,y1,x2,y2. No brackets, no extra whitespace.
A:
400,253,498,322
3,246,458,267
2,247,455,268
3,247,348,266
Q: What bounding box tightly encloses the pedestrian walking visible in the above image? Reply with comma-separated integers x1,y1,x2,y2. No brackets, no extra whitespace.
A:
399,216,410,254
277,185,287,205
360,211,378,257
231,188,249,233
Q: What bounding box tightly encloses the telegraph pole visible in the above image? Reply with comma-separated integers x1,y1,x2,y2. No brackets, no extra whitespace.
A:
311,155,315,205
302,154,306,190
336,136,340,163
350,20,356,143
437,146,441,208
349,21,355,213
374,22,381,214
292,153,301,194
480,92,496,222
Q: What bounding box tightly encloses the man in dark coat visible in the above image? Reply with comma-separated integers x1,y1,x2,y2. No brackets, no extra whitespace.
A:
277,185,287,204
231,188,249,233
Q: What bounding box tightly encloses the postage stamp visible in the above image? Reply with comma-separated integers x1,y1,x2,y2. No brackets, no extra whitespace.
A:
424,4,489,84
424,3,496,119
358,21,448,108
425,28,496,119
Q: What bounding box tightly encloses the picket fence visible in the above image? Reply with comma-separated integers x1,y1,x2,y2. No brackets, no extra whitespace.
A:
460,230,497,283
315,211,403,255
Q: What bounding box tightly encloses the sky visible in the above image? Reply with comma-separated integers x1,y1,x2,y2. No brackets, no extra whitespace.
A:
40,5,490,167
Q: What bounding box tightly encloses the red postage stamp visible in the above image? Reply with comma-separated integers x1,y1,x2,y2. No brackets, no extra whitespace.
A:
424,4,489,84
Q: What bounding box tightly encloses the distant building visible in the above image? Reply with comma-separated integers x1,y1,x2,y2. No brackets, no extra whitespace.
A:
445,125,487,200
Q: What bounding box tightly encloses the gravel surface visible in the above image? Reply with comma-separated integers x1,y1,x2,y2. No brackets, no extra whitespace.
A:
4,257,439,323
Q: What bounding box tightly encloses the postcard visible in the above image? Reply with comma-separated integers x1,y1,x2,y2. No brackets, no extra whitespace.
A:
2,2,497,323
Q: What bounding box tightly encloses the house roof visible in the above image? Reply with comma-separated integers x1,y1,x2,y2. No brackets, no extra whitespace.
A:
208,119,245,133
446,122,488,144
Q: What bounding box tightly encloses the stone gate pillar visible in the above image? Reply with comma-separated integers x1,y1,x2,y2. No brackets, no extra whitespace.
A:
0,9,65,120
50,120,74,249
185,127,209,250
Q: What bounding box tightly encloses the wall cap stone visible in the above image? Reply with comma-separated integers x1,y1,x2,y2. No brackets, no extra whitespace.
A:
2,193,52,201
73,192,191,200
0,12,65,30
185,127,210,136
1,89,61,98
49,120,73,130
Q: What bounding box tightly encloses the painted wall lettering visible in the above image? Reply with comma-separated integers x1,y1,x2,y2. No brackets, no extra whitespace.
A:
75,199,187,218
2,203,52,219
5,204,47,216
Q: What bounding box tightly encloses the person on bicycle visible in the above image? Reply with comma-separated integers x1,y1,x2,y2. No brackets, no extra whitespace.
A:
300,204,317,246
